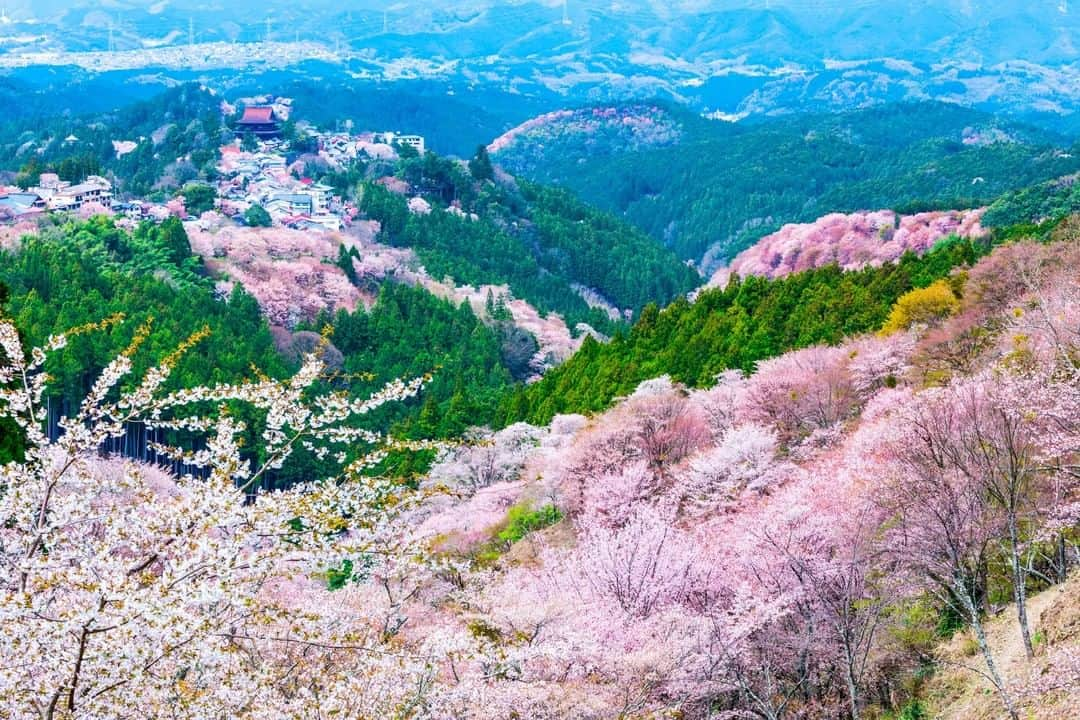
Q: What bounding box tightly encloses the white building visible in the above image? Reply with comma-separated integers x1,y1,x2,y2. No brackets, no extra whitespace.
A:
377,132,425,155
32,174,113,211
306,183,334,214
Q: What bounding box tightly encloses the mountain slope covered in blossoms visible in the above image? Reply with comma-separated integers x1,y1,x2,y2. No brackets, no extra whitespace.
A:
368,218,1080,718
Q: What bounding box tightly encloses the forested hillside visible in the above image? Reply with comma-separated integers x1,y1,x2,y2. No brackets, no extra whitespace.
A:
408,229,1080,719
983,173,1080,229
3,0,1080,714
0,85,228,197
356,153,699,331
491,102,1080,267
5,220,1075,718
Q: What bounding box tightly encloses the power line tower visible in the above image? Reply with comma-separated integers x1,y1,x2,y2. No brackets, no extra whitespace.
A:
383,9,389,34
561,0,571,25
265,17,272,43
108,17,115,51
188,17,195,47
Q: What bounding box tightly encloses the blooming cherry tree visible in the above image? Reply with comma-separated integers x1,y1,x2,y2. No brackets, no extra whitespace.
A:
0,319,453,719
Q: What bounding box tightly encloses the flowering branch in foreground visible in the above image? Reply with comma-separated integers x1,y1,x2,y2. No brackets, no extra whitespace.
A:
0,318,455,719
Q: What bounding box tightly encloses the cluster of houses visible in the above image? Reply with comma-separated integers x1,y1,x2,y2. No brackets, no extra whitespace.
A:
0,98,428,234
0,173,114,220
214,106,427,232
215,144,344,232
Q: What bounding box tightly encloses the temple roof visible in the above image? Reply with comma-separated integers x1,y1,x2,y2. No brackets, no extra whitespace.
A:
239,107,276,125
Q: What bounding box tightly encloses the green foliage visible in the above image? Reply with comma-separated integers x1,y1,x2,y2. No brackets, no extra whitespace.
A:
0,84,227,196
336,245,360,284
936,603,967,639
895,701,928,720
308,282,515,439
0,219,517,483
156,216,195,266
0,221,285,409
177,184,217,216
521,182,700,311
243,204,273,228
469,145,495,182
500,238,986,425
982,174,1080,229
0,281,20,464
359,171,698,332
326,558,354,591
496,504,563,545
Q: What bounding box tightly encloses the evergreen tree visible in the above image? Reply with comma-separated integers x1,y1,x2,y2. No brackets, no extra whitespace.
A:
469,145,495,182
244,204,273,228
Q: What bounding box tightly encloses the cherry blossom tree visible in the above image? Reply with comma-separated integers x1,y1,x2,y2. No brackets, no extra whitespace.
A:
745,345,857,443
428,422,541,493
681,423,787,510
752,469,887,720
0,318,455,719
709,208,985,285
873,385,1019,720
632,389,709,479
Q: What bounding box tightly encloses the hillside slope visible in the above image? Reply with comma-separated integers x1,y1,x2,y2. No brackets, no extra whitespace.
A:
928,574,1080,720
707,207,986,286
402,229,1080,717
491,102,1080,268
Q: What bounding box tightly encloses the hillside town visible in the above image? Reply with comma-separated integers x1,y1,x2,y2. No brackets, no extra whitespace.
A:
0,97,427,232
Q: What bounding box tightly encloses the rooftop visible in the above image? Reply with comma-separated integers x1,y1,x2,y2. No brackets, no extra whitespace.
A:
239,107,277,125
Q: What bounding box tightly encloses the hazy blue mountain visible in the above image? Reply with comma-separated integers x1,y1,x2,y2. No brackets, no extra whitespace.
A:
0,1,1077,127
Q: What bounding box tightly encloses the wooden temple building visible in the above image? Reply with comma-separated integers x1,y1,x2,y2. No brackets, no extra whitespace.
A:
236,106,282,140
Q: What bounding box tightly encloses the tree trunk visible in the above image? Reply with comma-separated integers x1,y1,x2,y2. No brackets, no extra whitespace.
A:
1057,533,1069,583
843,643,861,720
1006,513,1034,659
959,584,1019,720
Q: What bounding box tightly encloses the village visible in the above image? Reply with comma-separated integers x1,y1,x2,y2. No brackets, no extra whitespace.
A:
0,95,428,233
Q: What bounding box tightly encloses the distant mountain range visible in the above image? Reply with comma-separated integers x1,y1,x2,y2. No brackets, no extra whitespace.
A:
1,1,1078,128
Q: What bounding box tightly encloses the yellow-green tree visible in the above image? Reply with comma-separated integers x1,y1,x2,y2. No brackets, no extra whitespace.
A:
880,279,959,334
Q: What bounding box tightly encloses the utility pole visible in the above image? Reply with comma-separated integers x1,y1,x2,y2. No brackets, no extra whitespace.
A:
265,17,272,43
562,0,570,25
108,17,114,51
188,17,194,47
383,9,389,34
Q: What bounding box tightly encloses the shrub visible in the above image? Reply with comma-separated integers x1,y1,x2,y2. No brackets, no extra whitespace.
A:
898,700,927,720
497,503,563,545
178,183,217,215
